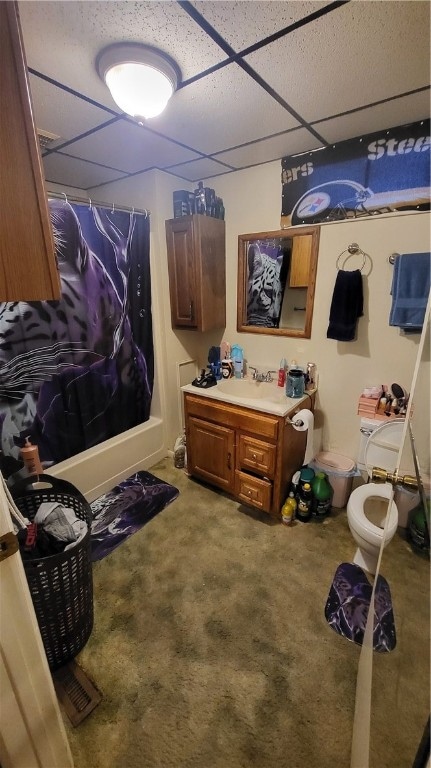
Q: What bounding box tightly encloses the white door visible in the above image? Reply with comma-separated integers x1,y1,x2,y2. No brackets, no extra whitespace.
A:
0,478,73,768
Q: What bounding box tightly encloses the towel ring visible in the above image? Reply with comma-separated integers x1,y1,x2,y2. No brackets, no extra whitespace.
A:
336,242,369,272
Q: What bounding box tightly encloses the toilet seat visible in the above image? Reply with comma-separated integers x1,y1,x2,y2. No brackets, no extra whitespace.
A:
364,418,406,477
347,483,398,546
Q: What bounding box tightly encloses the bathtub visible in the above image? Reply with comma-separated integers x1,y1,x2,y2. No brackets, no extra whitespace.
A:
49,416,166,501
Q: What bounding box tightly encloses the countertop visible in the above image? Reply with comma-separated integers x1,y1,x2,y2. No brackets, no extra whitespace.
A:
181,378,315,417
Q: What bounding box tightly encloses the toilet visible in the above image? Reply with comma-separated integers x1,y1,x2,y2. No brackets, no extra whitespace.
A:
347,419,405,575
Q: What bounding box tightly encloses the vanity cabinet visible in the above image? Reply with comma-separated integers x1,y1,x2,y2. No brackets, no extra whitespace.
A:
165,215,226,331
0,1,61,302
184,392,309,517
289,234,313,288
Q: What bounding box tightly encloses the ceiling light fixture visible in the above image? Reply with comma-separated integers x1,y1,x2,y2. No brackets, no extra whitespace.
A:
96,43,180,120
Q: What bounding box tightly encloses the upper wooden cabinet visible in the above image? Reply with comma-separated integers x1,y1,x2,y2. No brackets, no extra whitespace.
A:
0,2,61,302
165,215,226,331
289,234,313,288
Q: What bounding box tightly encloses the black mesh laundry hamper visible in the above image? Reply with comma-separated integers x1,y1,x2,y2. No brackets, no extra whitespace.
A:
12,474,93,671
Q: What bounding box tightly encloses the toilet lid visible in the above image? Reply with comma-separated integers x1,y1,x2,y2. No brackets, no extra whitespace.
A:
364,419,406,476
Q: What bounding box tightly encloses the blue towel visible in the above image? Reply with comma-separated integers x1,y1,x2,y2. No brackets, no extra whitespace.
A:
389,252,430,332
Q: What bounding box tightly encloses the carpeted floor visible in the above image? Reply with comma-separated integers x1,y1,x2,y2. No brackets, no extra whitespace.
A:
66,458,429,768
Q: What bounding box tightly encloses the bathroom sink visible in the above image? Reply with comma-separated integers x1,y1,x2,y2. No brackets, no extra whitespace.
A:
181,377,313,417
216,378,284,400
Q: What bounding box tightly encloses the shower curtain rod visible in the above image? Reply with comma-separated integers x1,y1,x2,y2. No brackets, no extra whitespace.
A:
47,190,150,217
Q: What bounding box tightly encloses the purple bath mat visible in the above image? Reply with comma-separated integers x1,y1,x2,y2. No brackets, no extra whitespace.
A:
90,471,179,561
325,562,396,653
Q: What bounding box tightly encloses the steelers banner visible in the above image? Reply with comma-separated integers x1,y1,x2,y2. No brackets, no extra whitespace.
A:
281,120,430,227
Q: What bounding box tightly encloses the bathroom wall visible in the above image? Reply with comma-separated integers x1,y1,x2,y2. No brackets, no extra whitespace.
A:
49,161,430,478
213,161,430,470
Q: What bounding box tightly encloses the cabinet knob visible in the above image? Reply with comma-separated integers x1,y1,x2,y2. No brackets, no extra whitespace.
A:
252,453,257,460
247,489,252,496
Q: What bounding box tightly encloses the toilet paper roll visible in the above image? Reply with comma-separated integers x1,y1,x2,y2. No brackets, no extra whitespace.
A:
292,409,314,465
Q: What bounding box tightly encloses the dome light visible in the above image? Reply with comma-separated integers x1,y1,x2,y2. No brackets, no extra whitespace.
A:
96,43,180,120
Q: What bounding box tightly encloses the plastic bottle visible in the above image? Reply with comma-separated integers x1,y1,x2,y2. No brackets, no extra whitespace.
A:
20,436,43,476
194,181,206,215
278,358,287,387
296,482,312,522
311,471,333,518
408,499,430,553
174,434,186,468
281,492,297,525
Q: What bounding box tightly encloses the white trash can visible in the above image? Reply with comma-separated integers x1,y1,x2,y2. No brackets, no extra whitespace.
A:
313,451,356,509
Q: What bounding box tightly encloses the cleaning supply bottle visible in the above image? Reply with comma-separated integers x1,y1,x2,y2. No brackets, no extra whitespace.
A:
408,499,430,553
311,472,333,518
296,482,312,522
20,437,43,476
281,491,297,525
174,434,186,468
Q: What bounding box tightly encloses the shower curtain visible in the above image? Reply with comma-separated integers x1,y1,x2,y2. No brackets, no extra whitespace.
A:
0,198,153,466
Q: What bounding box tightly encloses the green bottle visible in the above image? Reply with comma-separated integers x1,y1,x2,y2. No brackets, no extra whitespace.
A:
311,472,332,517
408,499,430,553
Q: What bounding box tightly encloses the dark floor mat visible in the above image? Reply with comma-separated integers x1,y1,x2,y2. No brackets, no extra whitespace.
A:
325,562,396,652
53,660,102,726
90,470,179,561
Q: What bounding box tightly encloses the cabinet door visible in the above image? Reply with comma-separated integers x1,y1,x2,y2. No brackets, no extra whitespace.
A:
0,2,61,302
165,217,197,328
289,234,312,288
187,416,235,492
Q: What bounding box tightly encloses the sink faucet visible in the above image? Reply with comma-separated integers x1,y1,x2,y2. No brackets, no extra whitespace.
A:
249,366,278,383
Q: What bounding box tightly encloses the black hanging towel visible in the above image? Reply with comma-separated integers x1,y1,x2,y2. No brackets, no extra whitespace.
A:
327,269,363,341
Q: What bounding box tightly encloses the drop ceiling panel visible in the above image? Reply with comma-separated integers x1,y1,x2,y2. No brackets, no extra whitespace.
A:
60,120,201,173
190,1,332,50
43,152,127,189
245,1,431,123
214,128,323,168
315,91,431,146
19,1,226,109
29,74,113,149
151,63,299,154
166,157,234,183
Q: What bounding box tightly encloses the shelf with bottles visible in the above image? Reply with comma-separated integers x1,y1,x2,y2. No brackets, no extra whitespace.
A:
172,182,225,220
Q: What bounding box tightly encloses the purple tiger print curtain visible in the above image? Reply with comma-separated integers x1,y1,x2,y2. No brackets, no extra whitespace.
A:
0,199,153,466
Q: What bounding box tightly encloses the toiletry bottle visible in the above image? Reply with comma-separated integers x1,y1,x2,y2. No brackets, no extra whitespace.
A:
278,358,287,388
194,181,206,215
20,437,43,476
378,388,387,413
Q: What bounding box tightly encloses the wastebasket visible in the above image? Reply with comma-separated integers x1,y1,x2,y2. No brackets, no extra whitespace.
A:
312,451,356,509
12,474,93,671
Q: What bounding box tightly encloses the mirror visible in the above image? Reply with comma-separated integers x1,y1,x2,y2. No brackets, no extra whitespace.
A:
237,225,320,338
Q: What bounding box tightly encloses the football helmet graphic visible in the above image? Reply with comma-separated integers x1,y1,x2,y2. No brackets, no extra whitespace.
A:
290,180,376,225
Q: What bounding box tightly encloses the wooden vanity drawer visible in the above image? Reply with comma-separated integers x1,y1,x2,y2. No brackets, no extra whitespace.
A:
237,434,276,478
235,470,272,513
184,393,279,440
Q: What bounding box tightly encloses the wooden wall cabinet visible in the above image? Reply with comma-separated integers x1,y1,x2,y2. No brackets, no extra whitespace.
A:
165,215,226,331
184,392,312,517
289,234,313,288
0,1,61,302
